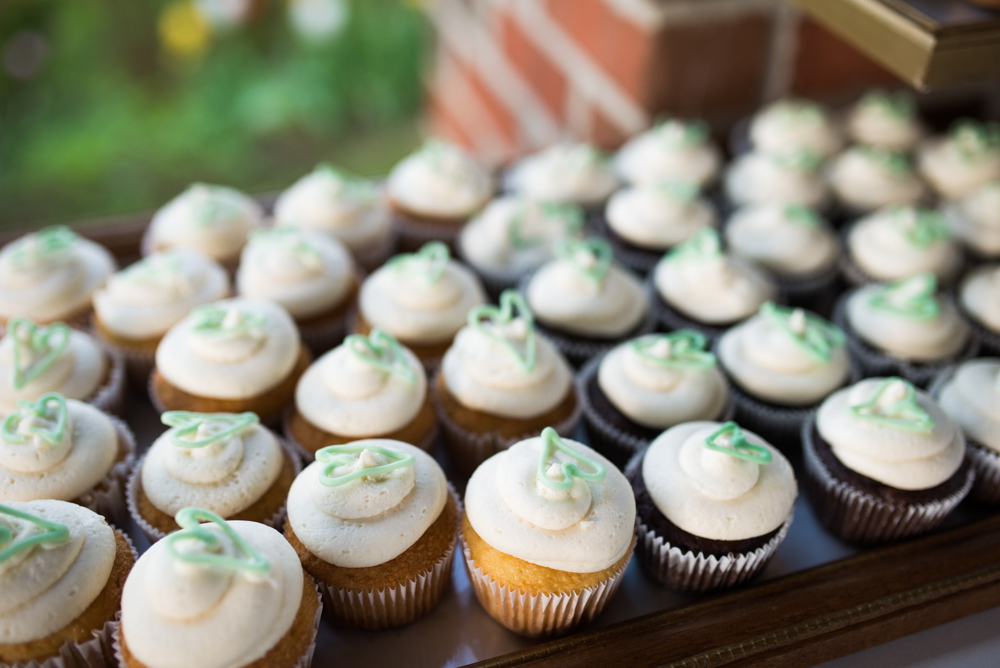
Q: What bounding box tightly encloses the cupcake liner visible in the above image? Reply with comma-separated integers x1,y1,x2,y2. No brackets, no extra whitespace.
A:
74,417,135,529
801,418,974,544
349,227,398,273
126,437,303,544
460,532,635,638
391,212,466,254
317,486,461,630
297,306,352,357
282,406,440,464
84,344,127,417
963,315,1000,357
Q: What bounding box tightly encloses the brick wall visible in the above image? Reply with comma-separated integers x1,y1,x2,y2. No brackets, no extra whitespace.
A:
425,0,901,161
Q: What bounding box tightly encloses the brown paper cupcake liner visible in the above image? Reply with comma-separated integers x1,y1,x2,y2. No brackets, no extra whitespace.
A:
73,417,136,529
801,418,974,544
391,212,467,254
126,437,303,544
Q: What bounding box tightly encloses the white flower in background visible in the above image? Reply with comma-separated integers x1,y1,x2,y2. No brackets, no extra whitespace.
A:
288,0,350,43
195,0,253,30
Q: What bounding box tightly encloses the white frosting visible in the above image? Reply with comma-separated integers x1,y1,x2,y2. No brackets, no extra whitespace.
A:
459,197,583,274
0,327,108,415
749,99,843,158
828,146,926,212
918,125,1000,199
156,298,301,400
525,259,647,338
121,520,303,668
465,436,635,572
943,181,1000,256
294,339,426,436
0,500,117,643
724,204,838,277
605,182,717,250
441,322,573,419
236,228,355,320
0,400,119,502
613,121,722,188
653,252,776,325
141,421,283,517
817,378,965,490
0,229,115,323
938,359,1000,452
358,256,486,345
845,92,923,151
286,440,447,568
387,141,493,218
597,340,729,428
847,206,961,282
147,184,264,262
846,284,969,361
724,151,829,208
505,143,620,206
642,422,797,540
717,309,851,405
94,249,229,340
960,264,1000,333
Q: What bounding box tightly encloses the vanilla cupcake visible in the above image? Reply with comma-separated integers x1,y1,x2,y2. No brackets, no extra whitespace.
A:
0,318,124,416
433,290,580,476
649,229,777,339
724,150,830,209
0,393,135,524
386,140,494,251
0,500,135,668
522,237,653,366
628,421,796,590
802,377,972,543
717,303,854,446
918,119,1000,199
958,263,1000,355
117,508,321,668
613,118,722,188
749,98,843,158
128,410,299,542
457,196,584,296
505,142,620,211
942,180,1000,259
828,146,927,213
0,225,115,328
462,430,635,637
835,274,976,386
602,179,718,273
354,241,487,371
285,440,457,629
143,183,265,270
151,298,311,425
92,249,229,382
285,329,438,460
843,205,962,285
844,89,923,151
579,330,733,466
273,164,396,270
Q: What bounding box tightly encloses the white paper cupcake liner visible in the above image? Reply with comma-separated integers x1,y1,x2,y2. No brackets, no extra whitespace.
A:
73,417,135,529
86,345,127,418
801,417,974,544
297,306,352,357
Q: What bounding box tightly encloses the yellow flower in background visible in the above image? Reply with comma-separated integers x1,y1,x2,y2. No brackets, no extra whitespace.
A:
158,0,211,60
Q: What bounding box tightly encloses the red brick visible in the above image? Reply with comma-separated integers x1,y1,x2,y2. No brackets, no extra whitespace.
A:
497,12,568,121
427,87,475,151
449,48,520,145
791,17,901,99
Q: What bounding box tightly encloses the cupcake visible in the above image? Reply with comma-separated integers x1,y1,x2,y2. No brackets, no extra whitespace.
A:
942,180,1000,259
802,377,973,543
385,140,494,251
522,237,654,366
285,440,457,629
578,330,733,466
354,241,487,371
748,98,843,158
649,228,777,339
150,298,311,425
0,225,115,328
273,164,396,271
0,393,135,524
462,429,635,637
613,118,722,188
0,318,125,416
959,263,1000,355
724,203,839,305
843,89,924,151
918,119,1000,199
432,290,580,476
128,410,300,542
504,143,620,213
601,179,718,274
827,146,927,214
457,196,585,296
117,508,321,668
627,420,796,590
286,329,437,461
717,302,854,447
92,249,229,383
724,149,830,209
835,273,975,387
236,227,358,354
0,500,135,668
143,183,265,271
842,205,962,286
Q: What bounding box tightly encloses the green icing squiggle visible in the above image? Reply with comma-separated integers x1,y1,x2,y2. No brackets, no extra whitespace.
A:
467,290,537,372
0,503,71,565
162,411,260,449
536,427,605,492
8,318,71,391
165,507,270,577
1,393,68,447
315,443,415,487
703,421,772,465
